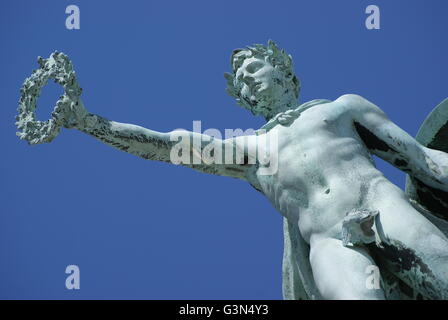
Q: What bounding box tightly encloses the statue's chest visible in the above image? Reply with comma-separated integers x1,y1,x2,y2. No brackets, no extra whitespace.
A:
256,111,345,186
274,113,340,161
248,105,349,196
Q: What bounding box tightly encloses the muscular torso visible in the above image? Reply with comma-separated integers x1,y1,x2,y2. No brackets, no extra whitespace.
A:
249,100,400,244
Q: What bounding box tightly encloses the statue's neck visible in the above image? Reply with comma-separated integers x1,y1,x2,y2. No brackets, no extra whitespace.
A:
263,99,299,121
257,98,333,134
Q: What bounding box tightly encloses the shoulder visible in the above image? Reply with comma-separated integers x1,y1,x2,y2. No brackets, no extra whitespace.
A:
335,94,384,116
335,94,371,106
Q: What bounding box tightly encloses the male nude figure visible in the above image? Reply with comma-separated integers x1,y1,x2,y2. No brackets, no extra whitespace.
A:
48,41,448,299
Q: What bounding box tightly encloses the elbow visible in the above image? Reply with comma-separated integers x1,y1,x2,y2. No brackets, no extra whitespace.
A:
423,147,448,186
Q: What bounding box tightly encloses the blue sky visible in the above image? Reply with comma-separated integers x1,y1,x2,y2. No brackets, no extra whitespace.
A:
1,0,448,299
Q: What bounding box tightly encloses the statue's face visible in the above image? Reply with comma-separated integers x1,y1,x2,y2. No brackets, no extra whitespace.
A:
234,51,290,118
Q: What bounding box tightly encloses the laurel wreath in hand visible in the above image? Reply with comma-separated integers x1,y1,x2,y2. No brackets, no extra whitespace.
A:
16,51,82,145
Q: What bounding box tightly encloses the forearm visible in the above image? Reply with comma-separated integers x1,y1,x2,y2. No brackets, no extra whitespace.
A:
78,113,174,162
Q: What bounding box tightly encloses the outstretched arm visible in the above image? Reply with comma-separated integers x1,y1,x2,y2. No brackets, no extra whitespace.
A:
339,94,448,192
62,99,257,181
17,52,261,182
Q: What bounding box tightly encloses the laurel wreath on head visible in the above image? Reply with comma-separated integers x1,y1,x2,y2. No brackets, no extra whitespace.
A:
16,51,82,145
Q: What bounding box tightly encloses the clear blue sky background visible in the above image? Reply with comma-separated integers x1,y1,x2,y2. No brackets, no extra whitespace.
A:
1,0,448,299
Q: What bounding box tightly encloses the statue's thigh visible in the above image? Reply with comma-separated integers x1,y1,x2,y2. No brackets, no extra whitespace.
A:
374,197,448,259
373,198,448,298
309,237,385,300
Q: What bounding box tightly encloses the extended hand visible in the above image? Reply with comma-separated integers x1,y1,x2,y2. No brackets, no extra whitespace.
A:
52,96,89,129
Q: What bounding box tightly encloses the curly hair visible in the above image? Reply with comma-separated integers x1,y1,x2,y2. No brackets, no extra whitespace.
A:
224,40,301,107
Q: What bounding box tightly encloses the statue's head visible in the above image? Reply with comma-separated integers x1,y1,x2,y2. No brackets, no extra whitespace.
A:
225,40,300,120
